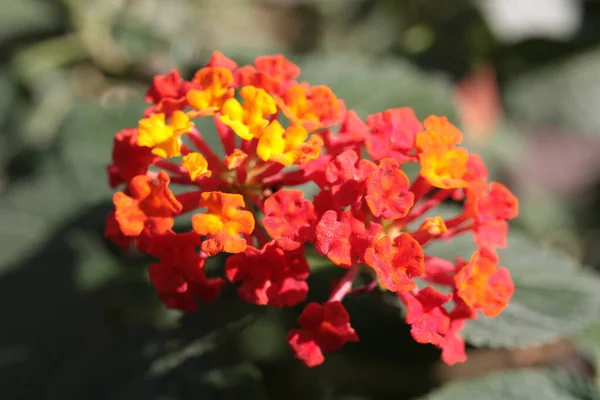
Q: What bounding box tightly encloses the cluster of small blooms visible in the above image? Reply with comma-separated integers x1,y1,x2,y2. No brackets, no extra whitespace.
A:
105,51,518,367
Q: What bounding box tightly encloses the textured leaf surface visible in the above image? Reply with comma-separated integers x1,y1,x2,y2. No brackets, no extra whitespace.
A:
418,369,600,400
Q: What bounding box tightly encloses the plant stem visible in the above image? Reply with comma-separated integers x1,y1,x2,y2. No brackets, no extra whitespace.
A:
328,263,360,303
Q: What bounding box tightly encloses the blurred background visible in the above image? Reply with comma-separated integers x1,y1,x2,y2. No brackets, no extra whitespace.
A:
2,0,600,399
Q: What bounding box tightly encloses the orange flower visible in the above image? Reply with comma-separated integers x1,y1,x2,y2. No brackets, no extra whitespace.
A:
225,149,248,170
417,116,469,189
416,115,463,153
364,233,424,292
192,192,255,255
113,171,182,236
182,152,211,181
186,66,235,115
419,216,448,236
280,83,342,130
454,249,514,317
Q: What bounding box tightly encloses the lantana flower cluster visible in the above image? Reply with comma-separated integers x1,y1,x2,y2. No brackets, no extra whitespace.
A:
105,51,518,367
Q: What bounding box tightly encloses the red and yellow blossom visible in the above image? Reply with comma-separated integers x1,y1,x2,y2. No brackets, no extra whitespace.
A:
186,66,235,115
105,51,519,368
454,249,514,317
419,216,448,236
279,83,344,131
192,192,255,256
364,233,424,292
416,115,469,189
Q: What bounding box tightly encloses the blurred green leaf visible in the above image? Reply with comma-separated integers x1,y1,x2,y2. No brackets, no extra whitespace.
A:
0,96,145,270
0,69,16,128
0,163,80,269
417,369,600,400
426,231,600,348
70,228,121,292
576,322,600,387
59,96,147,203
296,53,457,119
0,0,61,43
506,48,600,137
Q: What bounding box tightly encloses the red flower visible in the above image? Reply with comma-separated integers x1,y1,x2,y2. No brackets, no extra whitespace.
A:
107,128,157,188
325,149,376,207
287,302,358,367
234,54,300,95
471,182,519,221
399,287,469,365
225,241,309,306
206,50,238,70
315,209,382,267
321,110,368,155
145,232,225,311
262,190,317,250
255,54,301,82
440,320,468,365
365,107,422,162
466,182,519,249
401,287,452,345
365,158,414,220
144,70,190,116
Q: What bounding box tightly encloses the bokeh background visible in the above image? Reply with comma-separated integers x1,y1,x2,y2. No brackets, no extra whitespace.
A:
2,0,600,399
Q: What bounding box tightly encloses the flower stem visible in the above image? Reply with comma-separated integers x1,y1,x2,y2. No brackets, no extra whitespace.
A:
328,263,360,303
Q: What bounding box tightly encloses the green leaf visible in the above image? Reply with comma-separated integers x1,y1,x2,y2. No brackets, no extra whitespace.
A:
59,96,148,203
0,0,61,43
0,163,81,270
417,369,600,400
506,48,600,137
426,231,600,348
576,322,600,387
296,52,457,120
0,68,16,128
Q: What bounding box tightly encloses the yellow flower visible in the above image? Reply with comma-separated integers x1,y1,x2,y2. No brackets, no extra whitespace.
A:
137,111,193,158
256,121,323,167
182,152,212,181
219,86,277,140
